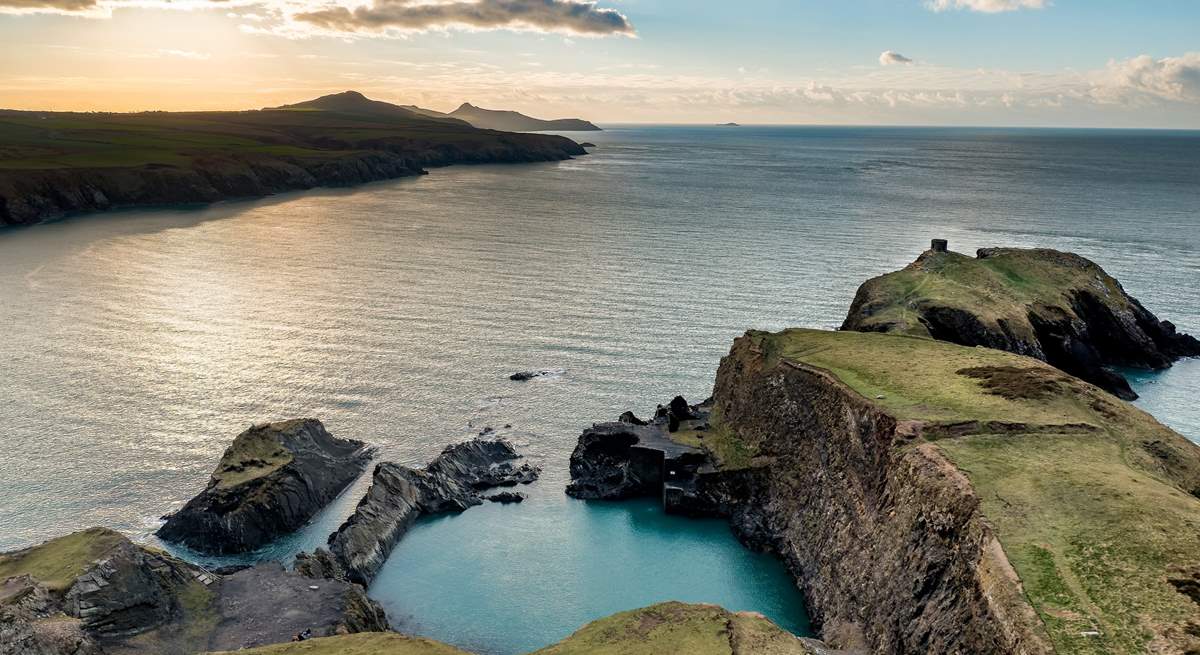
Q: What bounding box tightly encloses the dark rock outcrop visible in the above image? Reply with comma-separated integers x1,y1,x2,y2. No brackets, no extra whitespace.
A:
157,419,372,555
1,576,99,655
841,246,1200,400
322,439,539,586
485,491,525,503
204,563,388,651
64,539,196,638
1,528,387,654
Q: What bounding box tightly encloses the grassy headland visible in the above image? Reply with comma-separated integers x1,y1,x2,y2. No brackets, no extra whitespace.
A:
752,328,1200,654
0,91,584,226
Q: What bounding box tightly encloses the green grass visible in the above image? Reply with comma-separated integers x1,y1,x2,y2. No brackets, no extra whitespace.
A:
754,328,1102,425
201,603,816,655
532,602,811,655
751,328,1200,654
0,96,507,171
211,423,296,489
670,408,757,470
0,527,126,592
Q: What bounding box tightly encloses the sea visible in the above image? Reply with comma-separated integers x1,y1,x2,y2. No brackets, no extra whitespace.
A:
1,125,1198,654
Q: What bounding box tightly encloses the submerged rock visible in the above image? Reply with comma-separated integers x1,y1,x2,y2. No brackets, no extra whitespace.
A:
157,418,372,555
842,245,1200,399
322,439,540,586
508,369,564,381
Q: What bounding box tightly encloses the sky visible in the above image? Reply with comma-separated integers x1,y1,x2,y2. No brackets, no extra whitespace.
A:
2,0,1199,127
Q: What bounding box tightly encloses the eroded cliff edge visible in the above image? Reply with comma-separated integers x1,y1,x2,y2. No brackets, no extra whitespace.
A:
571,328,1200,654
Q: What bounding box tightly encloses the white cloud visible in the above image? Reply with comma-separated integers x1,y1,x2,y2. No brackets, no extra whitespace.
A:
879,51,914,66
925,0,1046,13
1092,52,1200,103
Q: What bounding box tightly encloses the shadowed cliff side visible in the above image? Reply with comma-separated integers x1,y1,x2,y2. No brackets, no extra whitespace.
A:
156,418,372,556
841,243,1200,399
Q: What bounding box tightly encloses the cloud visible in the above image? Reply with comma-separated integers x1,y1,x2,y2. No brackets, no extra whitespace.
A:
293,0,635,37
1092,52,1200,104
0,0,635,38
879,50,913,66
925,0,1046,12
0,0,96,10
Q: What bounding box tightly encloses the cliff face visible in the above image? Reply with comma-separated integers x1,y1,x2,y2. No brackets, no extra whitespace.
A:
841,246,1200,400
157,419,372,556
568,328,1200,654
710,335,1049,654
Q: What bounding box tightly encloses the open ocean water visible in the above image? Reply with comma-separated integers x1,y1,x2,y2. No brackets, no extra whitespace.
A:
1,125,1198,653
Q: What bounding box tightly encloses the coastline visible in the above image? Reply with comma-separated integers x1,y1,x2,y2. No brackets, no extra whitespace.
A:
0,141,585,228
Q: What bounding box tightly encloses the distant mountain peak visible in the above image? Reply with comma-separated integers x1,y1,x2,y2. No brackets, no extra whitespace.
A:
444,102,600,132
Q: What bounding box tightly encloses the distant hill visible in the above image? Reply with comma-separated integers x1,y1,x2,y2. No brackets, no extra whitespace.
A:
403,102,601,132
0,90,586,226
277,91,471,127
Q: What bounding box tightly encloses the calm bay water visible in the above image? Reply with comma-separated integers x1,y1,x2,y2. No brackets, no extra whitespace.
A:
1,126,1198,654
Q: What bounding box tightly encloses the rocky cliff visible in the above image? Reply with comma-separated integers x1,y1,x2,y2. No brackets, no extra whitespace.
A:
0,528,387,655
316,439,539,586
569,328,1200,654
157,419,372,555
841,244,1200,399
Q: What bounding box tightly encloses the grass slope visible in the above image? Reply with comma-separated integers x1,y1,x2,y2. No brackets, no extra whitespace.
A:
0,91,560,171
203,603,818,655
0,527,126,592
754,328,1200,654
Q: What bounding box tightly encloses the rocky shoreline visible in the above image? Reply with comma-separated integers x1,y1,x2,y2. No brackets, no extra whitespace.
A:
0,140,583,227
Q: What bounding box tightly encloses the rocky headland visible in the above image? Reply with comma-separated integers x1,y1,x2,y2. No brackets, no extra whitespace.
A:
403,103,601,132
157,418,372,556
0,91,586,226
568,244,1200,653
841,241,1200,399
569,326,1200,653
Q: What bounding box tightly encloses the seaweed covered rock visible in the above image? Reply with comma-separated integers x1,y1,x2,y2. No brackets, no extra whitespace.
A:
841,245,1200,399
157,419,372,555
323,439,539,586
